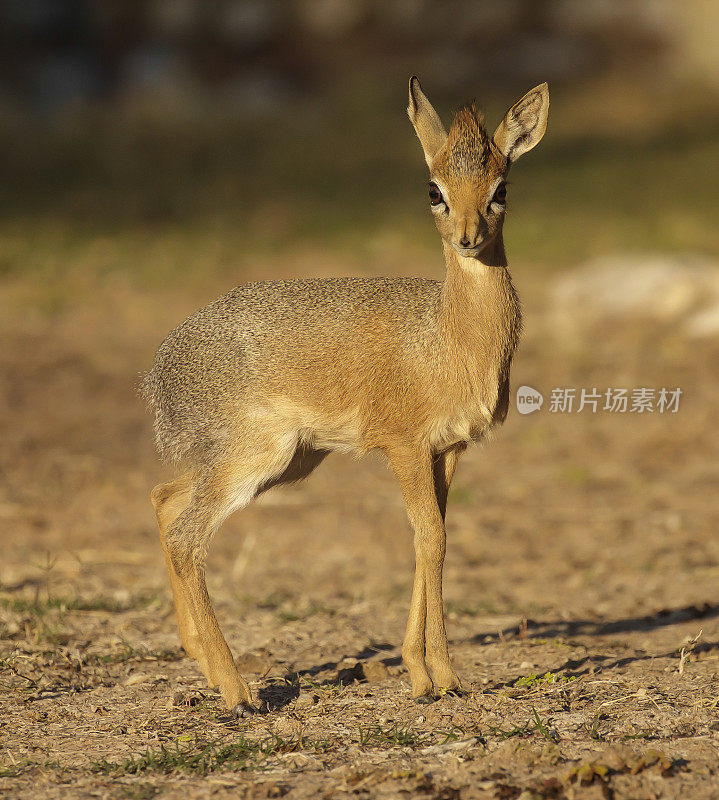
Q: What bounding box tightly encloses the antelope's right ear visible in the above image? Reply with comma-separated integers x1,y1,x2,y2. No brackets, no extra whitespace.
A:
407,76,448,168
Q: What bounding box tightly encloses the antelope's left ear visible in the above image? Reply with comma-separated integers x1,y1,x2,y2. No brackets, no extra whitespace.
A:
492,83,549,163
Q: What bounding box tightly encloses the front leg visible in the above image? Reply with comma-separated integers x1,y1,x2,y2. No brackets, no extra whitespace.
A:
388,447,459,698
402,543,433,698
426,447,464,689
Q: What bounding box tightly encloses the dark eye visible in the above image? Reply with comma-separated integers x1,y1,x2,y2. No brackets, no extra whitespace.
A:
428,182,443,206
493,182,507,205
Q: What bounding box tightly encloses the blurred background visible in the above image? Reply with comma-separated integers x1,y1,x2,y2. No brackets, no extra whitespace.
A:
2,0,719,286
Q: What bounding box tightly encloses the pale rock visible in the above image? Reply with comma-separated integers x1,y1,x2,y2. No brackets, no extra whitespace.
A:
550,254,719,339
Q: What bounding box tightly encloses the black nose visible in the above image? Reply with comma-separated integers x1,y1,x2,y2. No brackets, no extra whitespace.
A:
459,235,471,247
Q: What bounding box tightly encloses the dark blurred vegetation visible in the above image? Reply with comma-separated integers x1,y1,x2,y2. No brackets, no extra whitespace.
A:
1,0,719,291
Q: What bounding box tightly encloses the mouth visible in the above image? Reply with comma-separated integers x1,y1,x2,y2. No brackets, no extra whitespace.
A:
453,242,484,258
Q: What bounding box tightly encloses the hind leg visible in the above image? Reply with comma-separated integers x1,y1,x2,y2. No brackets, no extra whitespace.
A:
151,474,205,663
165,444,297,713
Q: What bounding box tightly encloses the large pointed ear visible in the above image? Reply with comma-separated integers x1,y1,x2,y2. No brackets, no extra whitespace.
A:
407,76,448,168
492,83,549,163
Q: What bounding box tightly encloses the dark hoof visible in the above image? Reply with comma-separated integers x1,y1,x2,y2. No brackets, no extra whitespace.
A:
415,694,439,705
232,702,257,719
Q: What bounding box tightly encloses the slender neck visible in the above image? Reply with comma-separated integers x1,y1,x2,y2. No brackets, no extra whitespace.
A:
438,232,520,364
441,233,510,304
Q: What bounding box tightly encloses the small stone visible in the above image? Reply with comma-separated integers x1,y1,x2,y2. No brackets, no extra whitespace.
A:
362,661,390,683
124,673,151,686
294,693,316,709
235,650,272,674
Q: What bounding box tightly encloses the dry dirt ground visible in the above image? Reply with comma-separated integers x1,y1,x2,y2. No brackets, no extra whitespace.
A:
1,260,718,800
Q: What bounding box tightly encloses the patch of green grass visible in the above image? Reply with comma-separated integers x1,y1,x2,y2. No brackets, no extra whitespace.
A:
513,671,576,689
489,708,558,743
526,638,575,649
588,714,606,742
0,593,159,616
530,708,558,742
438,725,471,746
622,731,658,741
91,734,326,776
0,760,37,778
277,600,335,624
358,723,428,749
488,721,532,741
86,642,182,665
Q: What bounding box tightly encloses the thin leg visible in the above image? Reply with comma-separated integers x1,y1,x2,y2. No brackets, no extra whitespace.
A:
164,446,297,713
151,475,204,663
425,448,464,690
388,447,459,698
403,541,432,698
165,475,255,713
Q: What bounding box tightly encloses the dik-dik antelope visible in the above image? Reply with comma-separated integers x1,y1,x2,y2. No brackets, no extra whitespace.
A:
143,78,549,716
